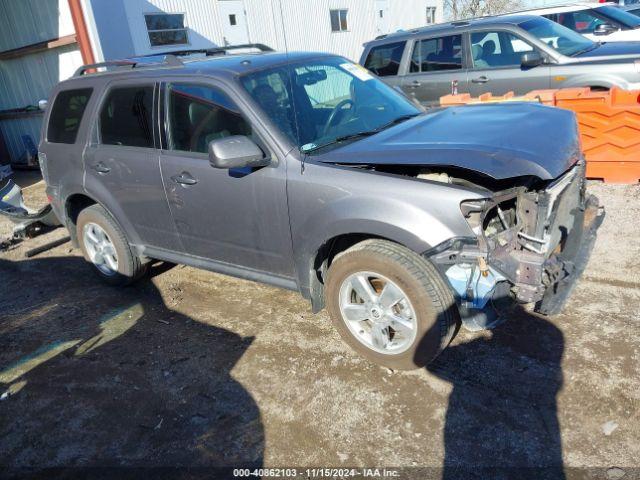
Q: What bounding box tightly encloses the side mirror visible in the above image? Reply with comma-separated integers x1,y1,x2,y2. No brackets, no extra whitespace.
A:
208,135,270,169
594,23,617,36
521,51,543,68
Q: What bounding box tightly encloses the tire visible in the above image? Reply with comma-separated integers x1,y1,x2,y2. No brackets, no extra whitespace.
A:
76,204,147,286
325,239,459,370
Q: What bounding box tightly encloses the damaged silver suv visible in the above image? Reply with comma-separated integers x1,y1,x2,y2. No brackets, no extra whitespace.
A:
39,46,603,369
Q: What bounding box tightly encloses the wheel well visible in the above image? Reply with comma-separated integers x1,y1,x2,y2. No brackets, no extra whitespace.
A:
65,194,96,245
308,233,395,312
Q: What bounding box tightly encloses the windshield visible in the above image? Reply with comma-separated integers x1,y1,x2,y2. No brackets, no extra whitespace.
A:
596,5,640,28
241,56,421,152
519,17,596,57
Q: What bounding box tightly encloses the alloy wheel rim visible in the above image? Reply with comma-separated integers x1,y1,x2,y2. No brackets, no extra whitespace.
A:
83,222,118,276
338,271,417,355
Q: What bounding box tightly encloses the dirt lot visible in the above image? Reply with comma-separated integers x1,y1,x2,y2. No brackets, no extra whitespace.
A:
1,173,639,478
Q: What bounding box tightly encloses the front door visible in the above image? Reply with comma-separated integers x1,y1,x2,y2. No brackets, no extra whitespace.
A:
401,34,468,107
467,30,550,97
218,0,250,46
159,81,294,278
84,82,181,251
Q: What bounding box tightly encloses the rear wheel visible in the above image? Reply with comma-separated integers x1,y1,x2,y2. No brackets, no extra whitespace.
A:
76,204,147,286
325,239,459,370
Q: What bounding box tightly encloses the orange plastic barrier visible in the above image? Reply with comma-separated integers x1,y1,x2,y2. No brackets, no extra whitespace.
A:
440,87,640,183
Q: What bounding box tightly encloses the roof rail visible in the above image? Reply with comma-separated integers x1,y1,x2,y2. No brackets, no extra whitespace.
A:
72,54,187,77
73,43,274,77
149,43,274,58
73,60,136,77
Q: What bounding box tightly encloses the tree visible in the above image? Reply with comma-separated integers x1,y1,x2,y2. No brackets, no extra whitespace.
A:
444,0,524,20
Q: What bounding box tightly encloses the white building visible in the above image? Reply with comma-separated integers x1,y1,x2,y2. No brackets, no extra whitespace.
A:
0,0,442,165
85,0,443,63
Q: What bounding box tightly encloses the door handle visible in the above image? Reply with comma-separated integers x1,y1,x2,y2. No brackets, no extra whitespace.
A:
471,76,489,84
409,80,421,88
171,172,198,186
92,162,111,174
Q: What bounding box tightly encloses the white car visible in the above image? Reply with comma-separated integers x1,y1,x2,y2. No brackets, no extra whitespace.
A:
623,4,640,17
521,3,640,42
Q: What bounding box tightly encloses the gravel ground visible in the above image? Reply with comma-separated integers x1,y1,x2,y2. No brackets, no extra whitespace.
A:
0,173,638,478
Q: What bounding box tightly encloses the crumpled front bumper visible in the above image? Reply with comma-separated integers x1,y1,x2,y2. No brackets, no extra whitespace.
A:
426,164,604,329
0,179,60,238
534,193,604,315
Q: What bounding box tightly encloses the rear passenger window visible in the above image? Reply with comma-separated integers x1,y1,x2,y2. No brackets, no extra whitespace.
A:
167,83,251,154
47,88,93,144
410,35,462,73
364,41,406,77
99,86,154,148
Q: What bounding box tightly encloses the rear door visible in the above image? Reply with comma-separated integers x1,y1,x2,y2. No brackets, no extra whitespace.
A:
158,80,294,278
84,81,182,251
467,30,550,96
40,87,94,193
400,34,468,106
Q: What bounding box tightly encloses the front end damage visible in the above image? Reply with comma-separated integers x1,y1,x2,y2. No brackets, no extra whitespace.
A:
426,162,604,330
0,179,60,239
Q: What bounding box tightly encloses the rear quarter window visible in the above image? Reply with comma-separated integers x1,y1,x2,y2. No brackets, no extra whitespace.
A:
364,41,406,76
47,88,93,144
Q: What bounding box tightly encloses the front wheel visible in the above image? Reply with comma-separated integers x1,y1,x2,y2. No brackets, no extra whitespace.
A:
325,240,459,370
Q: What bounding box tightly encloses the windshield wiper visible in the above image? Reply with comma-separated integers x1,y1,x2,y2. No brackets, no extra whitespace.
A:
374,113,420,132
302,131,377,154
570,43,599,56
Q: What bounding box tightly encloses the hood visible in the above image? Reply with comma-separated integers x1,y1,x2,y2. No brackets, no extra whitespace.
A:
315,103,580,181
573,41,640,59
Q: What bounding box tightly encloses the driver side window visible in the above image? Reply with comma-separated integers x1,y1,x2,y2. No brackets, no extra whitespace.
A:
167,83,251,154
550,12,605,34
470,31,534,69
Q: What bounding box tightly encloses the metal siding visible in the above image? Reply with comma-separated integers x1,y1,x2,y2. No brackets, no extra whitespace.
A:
0,0,82,163
93,0,443,62
388,0,444,30
84,0,134,61
242,0,377,61
0,116,44,165
0,45,81,110
121,0,225,56
243,0,443,61
0,0,75,52
0,45,83,163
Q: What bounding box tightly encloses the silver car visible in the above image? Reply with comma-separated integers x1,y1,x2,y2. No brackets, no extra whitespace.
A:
40,47,602,370
360,14,640,106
